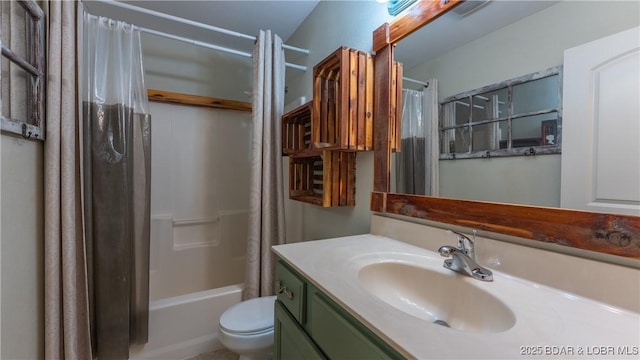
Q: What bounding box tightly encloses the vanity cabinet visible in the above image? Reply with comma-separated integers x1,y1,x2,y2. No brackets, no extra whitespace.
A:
274,302,325,359
274,260,403,360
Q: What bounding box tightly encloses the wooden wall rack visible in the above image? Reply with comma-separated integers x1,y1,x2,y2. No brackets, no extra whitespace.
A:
288,150,356,207
313,47,374,151
147,89,252,112
283,46,384,207
282,102,313,155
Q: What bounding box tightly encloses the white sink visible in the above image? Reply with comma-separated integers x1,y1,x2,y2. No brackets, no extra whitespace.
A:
273,234,640,358
358,261,516,333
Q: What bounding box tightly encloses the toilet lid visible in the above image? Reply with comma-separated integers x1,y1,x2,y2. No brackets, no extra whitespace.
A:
220,295,276,334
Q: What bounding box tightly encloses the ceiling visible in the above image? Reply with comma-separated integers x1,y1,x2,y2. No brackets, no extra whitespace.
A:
84,1,558,70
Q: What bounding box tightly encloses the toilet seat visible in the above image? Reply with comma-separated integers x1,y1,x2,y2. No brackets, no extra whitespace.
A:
219,295,276,334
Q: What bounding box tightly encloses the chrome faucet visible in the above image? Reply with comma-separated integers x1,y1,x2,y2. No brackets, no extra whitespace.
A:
438,230,493,282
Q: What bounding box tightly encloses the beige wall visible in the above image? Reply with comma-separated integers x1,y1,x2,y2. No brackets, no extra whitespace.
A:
0,134,44,359
284,1,392,241
404,1,640,205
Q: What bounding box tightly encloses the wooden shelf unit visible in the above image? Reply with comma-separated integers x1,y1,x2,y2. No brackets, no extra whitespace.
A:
288,150,356,207
282,46,381,207
282,102,313,155
312,46,374,151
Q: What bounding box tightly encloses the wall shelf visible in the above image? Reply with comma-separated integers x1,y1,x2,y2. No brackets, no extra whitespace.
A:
312,46,374,151
282,46,382,207
282,102,313,155
288,150,356,207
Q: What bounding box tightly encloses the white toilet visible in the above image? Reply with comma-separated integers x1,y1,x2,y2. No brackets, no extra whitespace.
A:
218,295,277,360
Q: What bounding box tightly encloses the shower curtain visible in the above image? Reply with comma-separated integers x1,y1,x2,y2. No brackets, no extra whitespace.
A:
396,89,426,194
81,12,151,359
44,1,93,358
396,80,439,195
244,30,286,300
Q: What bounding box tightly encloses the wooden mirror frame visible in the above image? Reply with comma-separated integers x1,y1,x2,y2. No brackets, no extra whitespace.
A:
370,0,640,259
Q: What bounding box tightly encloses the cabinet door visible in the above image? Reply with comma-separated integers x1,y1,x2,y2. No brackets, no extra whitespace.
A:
274,301,326,360
561,26,640,215
310,292,403,360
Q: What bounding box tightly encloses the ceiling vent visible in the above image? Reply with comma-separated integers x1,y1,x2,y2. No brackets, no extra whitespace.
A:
452,0,490,17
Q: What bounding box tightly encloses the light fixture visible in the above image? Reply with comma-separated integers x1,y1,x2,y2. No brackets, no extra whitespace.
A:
387,0,418,16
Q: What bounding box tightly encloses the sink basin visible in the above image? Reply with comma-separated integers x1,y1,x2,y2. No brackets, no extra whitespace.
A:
358,261,516,333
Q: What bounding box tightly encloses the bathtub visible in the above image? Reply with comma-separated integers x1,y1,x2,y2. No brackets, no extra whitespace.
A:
130,284,243,359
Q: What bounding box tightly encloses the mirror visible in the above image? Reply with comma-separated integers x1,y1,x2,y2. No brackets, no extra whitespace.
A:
371,0,640,259
389,1,635,209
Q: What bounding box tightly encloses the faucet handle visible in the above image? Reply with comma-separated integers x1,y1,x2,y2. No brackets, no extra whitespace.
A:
446,230,476,259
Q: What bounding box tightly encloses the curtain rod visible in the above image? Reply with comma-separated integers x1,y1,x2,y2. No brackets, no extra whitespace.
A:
82,12,307,71
403,77,429,87
140,27,307,71
89,0,310,55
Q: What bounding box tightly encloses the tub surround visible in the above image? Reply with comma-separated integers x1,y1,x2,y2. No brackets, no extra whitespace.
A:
272,216,639,358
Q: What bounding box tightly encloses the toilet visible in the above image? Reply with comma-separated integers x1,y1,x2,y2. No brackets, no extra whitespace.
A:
218,295,277,360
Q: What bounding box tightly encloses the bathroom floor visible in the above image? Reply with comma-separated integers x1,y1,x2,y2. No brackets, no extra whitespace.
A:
185,348,239,360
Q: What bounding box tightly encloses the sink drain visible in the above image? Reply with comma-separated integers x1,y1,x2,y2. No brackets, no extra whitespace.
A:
433,319,450,328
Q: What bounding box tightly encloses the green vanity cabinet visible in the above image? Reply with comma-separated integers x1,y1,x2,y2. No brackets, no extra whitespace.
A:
275,301,325,359
274,260,405,360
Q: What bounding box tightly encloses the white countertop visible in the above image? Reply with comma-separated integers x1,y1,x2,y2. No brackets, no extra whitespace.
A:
273,234,640,359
